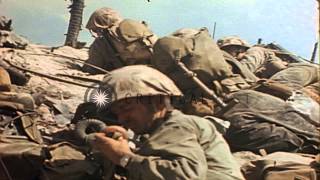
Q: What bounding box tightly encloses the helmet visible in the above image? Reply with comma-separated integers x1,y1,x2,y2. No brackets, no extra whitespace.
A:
86,7,123,31
217,36,250,49
100,65,182,104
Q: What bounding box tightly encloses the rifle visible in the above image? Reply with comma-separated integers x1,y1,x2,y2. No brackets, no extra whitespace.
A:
212,22,217,39
173,50,238,115
265,42,306,63
310,42,318,63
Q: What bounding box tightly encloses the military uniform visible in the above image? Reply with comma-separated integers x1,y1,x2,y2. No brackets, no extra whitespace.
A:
94,65,244,179
217,36,287,79
270,63,319,90
238,46,287,78
267,63,320,103
223,90,319,154
83,8,157,74
217,36,320,104
151,32,320,155
125,110,244,180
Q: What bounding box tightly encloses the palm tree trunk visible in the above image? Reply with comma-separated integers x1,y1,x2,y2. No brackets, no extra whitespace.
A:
64,0,85,47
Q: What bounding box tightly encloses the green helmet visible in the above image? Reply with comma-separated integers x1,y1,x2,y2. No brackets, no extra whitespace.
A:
100,65,182,104
217,36,250,49
86,7,123,31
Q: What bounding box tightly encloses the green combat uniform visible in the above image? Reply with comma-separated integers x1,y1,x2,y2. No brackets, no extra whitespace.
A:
125,110,244,180
270,63,319,90
217,36,287,79
83,8,157,74
238,46,287,78
97,65,244,180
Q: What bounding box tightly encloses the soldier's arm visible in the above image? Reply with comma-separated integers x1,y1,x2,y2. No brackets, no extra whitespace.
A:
126,124,208,180
239,46,270,72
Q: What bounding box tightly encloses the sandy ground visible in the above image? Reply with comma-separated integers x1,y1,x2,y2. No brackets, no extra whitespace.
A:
1,44,105,113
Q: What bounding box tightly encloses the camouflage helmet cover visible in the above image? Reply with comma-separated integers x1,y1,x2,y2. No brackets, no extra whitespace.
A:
217,36,250,49
86,7,123,31
100,65,182,104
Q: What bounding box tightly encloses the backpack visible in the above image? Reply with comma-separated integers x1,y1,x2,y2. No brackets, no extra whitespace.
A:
110,19,157,65
242,152,320,180
151,27,233,93
83,19,157,74
0,136,102,180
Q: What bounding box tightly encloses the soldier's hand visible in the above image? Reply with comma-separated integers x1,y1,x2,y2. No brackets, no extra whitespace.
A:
93,126,134,165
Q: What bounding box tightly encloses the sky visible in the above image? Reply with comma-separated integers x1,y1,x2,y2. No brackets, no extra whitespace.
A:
0,0,319,61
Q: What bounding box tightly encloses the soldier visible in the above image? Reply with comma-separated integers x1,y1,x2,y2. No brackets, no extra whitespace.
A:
92,65,244,180
151,29,320,154
269,63,320,102
217,36,320,103
217,36,288,78
83,7,158,74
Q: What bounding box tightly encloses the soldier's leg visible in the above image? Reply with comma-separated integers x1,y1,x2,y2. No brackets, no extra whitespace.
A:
270,63,319,89
223,90,319,154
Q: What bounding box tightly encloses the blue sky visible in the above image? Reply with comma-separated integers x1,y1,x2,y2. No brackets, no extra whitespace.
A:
1,0,319,61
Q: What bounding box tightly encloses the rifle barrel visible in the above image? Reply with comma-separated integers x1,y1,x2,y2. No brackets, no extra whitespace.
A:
310,42,318,63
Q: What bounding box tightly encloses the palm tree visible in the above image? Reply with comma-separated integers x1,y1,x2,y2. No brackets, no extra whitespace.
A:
64,0,85,48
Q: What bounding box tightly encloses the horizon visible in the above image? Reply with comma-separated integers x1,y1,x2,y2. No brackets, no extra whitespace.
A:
1,0,319,62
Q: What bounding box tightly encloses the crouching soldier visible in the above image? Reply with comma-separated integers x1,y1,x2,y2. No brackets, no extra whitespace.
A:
91,65,244,180
83,7,158,74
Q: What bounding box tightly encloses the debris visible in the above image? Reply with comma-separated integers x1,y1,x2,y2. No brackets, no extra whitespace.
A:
0,30,28,49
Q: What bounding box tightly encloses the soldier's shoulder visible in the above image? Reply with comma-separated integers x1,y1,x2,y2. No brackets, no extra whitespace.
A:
167,110,213,130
